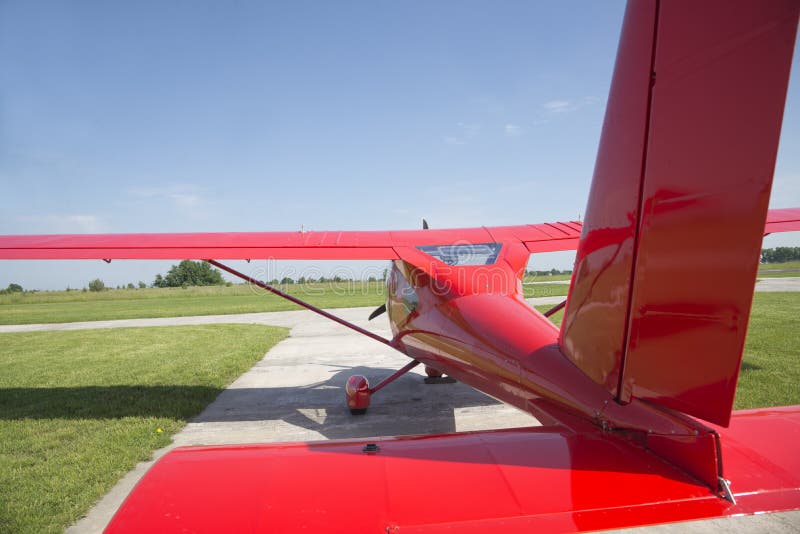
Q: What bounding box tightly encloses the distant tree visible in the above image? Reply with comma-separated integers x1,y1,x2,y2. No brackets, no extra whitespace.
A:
153,260,224,287
127,283,135,289
280,277,295,285
318,276,328,283
88,279,105,292
138,281,147,289
297,276,307,284
6,283,23,293
761,247,800,264
368,276,377,283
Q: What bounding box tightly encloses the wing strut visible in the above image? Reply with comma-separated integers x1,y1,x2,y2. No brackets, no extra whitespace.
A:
206,260,395,349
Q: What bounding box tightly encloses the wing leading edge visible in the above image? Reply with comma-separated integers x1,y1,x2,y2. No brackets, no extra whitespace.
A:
0,210,794,262
0,222,582,261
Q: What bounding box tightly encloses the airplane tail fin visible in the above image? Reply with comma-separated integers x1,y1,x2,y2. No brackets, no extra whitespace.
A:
559,0,799,427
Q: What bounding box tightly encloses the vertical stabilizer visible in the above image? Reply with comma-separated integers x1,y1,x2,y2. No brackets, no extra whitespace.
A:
560,0,799,426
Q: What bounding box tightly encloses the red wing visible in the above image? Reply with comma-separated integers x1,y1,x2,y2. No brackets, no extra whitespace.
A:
765,207,800,235
105,407,800,533
1,207,794,261
0,222,582,261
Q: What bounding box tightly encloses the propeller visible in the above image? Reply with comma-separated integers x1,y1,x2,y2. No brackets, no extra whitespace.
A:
368,218,427,322
368,303,386,321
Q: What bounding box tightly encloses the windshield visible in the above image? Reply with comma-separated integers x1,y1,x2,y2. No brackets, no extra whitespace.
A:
417,243,502,266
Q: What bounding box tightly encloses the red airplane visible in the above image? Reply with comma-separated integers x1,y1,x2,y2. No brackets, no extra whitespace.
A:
2,1,800,532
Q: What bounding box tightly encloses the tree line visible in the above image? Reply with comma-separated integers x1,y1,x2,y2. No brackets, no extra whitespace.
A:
761,247,800,264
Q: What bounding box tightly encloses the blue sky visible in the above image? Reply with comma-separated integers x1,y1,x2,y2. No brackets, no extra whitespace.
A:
1,1,798,290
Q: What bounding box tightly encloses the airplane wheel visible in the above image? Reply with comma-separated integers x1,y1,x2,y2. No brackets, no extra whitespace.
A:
346,375,371,414
425,365,443,378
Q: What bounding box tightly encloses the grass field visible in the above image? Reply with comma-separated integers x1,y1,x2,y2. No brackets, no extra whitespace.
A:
0,283,386,325
0,282,571,325
0,325,288,534
758,260,800,278
734,292,800,408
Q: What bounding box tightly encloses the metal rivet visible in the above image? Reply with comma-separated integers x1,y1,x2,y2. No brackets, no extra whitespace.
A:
363,443,380,454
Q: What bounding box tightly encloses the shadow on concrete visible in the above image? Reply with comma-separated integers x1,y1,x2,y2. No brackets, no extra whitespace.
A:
195,366,506,438
0,367,508,439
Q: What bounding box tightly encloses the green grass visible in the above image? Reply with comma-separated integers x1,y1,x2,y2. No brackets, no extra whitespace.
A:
0,282,570,325
0,325,288,534
534,305,565,326
759,260,800,270
0,283,386,325
758,261,800,277
734,292,800,409
523,273,572,282
523,283,570,298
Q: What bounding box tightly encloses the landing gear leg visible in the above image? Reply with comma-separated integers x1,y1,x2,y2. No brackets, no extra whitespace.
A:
346,360,420,415
424,365,456,384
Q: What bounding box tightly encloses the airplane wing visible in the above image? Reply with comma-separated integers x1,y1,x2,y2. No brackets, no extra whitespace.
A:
765,207,800,235
0,221,583,260
0,209,795,261
105,406,800,533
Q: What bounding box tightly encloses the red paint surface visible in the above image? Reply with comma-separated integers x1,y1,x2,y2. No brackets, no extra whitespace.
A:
345,375,370,410
0,2,797,530
0,208,789,260
765,207,800,235
0,222,582,260
560,0,799,428
105,407,800,533
619,0,799,426
385,252,725,489
559,0,657,398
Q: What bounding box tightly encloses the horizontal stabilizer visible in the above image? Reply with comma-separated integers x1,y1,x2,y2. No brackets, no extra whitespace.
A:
106,407,800,533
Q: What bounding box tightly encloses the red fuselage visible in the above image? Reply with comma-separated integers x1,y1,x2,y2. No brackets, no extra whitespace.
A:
384,248,723,490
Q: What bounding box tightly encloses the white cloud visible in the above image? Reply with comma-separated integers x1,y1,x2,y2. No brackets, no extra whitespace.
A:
543,99,577,113
443,122,481,145
504,124,524,137
542,96,600,114
16,214,105,233
457,122,481,138
128,184,205,208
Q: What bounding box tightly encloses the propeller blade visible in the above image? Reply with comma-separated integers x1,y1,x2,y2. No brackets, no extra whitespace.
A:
368,303,387,321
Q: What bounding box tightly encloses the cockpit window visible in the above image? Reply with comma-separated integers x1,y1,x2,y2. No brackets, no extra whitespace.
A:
417,243,502,266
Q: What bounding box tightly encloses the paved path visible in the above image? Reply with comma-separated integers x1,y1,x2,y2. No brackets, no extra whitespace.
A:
755,276,800,292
